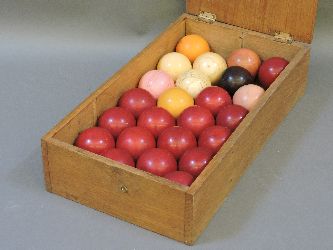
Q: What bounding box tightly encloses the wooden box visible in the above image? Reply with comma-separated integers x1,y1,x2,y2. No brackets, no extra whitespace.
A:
41,0,318,245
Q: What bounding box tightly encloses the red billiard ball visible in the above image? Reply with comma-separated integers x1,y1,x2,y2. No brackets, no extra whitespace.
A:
216,104,248,132
177,106,215,138
101,148,135,167
118,88,156,118
198,126,231,154
157,126,197,159
179,147,213,178
98,107,136,138
137,148,177,177
75,127,115,154
258,57,289,89
116,127,155,160
137,107,175,138
195,86,232,116
164,171,194,186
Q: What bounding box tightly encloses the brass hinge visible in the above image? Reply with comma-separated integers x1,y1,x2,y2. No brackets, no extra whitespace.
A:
274,32,293,44
198,11,216,24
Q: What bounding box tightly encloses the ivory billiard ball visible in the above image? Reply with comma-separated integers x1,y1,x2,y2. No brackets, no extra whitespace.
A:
176,69,211,98
138,70,174,98
157,52,192,81
259,57,289,89
193,52,227,84
233,84,265,111
227,48,261,77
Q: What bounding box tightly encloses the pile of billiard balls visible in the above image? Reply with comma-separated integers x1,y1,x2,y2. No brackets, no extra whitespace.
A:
74,34,289,187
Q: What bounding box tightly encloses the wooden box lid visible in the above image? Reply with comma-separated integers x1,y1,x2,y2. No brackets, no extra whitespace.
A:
186,0,318,43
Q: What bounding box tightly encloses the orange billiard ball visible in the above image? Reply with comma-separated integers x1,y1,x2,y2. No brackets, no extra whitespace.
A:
176,34,210,63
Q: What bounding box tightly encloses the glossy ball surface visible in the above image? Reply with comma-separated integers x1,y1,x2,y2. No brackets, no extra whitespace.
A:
116,127,155,160
118,88,156,118
137,106,175,138
157,87,194,118
217,66,254,95
176,34,210,62
258,57,289,89
193,52,227,84
233,84,265,111
98,107,136,138
164,171,194,186
176,69,212,98
195,86,232,116
138,70,175,98
157,52,192,81
216,105,248,132
101,148,135,167
75,127,115,154
198,126,231,154
177,106,215,138
179,147,213,178
227,48,261,77
157,126,197,159
137,148,177,177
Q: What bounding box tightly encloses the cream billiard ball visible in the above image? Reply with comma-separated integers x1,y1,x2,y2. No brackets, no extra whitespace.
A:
176,69,211,98
157,52,192,81
233,84,265,111
193,52,227,84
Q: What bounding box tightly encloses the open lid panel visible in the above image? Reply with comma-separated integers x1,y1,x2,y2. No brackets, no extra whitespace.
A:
186,0,318,43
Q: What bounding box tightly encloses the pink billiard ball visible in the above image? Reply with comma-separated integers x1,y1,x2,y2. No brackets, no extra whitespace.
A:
259,57,289,89
164,171,194,186
216,104,248,132
139,70,175,98
227,48,261,77
198,126,231,154
233,84,265,111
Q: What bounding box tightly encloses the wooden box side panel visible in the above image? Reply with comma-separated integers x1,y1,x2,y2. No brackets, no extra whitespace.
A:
44,138,187,242
185,48,310,244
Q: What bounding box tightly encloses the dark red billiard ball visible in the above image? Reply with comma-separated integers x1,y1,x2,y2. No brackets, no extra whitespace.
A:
75,127,115,154
258,57,289,89
217,66,254,95
118,88,156,118
195,86,232,116
137,148,177,177
216,104,248,132
98,107,136,138
101,148,135,167
198,126,231,154
116,127,155,160
177,106,215,138
164,171,194,186
179,147,213,178
157,126,197,159
137,106,175,138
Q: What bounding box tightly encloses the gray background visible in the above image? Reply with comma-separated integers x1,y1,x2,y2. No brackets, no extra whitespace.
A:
0,0,332,249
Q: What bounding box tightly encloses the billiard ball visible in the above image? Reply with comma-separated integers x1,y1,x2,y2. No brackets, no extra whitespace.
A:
164,171,194,186
233,84,265,111
118,88,156,118
177,105,215,138
195,86,232,116
176,34,210,62
198,126,231,154
101,148,135,167
216,104,248,132
137,148,177,177
258,57,289,89
193,52,227,84
138,70,175,98
137,106,175,138
217,66,254,95
157,52,192,81
157,126,197,159
227,48,261,77
179,147,213,178
157,87,194,118
116,127,155,160
75,127,115,154
176,69,211,98
98,107,136,138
